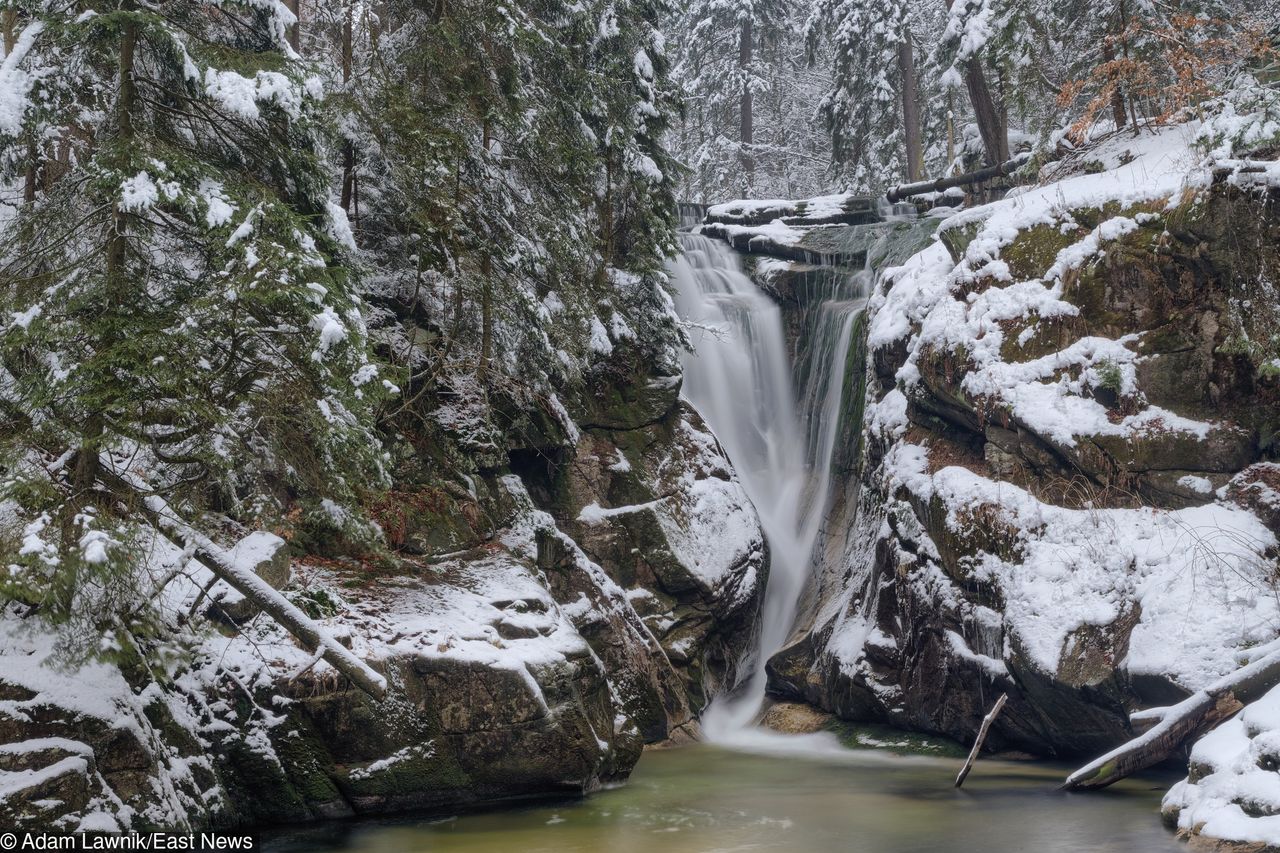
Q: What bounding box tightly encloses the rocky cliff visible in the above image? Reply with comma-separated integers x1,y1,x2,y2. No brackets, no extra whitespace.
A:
0,336,766,831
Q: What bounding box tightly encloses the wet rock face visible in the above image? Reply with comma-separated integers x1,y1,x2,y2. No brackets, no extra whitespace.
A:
216,642,640,825
761,182,1280,759
554,404,767,736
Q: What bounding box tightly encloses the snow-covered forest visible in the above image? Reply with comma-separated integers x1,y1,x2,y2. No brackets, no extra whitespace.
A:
1,1,1280,850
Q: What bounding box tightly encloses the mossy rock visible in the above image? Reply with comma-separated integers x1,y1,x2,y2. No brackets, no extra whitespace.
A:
939,217,987,262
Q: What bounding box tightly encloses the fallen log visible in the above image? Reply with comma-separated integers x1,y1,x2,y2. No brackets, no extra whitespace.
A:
886,154,1030,204
145,495,389,701
1064,648,1280,791
956,693,1008,788
98,467,388,700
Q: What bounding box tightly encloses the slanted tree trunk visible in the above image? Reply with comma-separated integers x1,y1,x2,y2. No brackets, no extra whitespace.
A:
956,693,1008,788
1065,647,1280,791
91,463,389,701
944,0,1007,167
965,57,1008,166
898,34,923,182
739,17,754,194
135,492,387,700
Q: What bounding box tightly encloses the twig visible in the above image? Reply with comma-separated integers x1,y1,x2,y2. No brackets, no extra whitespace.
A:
956,693,1008,788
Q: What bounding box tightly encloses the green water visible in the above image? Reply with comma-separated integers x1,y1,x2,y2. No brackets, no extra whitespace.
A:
262,743,1183,852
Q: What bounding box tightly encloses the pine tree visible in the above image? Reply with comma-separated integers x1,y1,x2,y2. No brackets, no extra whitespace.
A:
0,1,386,640
306,0,682,463
671,0,792,197
805,0,918,188
670,0,833,201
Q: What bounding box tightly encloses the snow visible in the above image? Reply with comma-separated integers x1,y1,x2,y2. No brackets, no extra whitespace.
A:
653,474,763,589
546,392,580,445
0,756,88,800
203,69,303,122
347,743,436,781
945,629,1009,678
310,306,348,358
227,531,284,573
0,22,44,137
589,316,613,355
1162,683,1280,849
198,180,236,228
0,614,214,830
324,201,357,251
1179,475,1214,495
712,218,808,248
707,192,856,222
576,419,763,593
883,448,1278,685
120,172,160,212
144,495,388,698
866,131,1230,451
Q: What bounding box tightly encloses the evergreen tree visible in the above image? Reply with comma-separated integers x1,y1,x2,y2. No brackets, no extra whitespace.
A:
670,0,834,201
0,0,386,638
671,0,793,197
308,0,682,460
933,0,1042,166
805,0,917,188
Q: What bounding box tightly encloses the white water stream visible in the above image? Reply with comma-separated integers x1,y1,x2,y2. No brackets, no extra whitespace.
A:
669,233,869,740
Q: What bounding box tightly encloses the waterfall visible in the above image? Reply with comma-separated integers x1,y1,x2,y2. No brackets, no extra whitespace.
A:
669,232,868,739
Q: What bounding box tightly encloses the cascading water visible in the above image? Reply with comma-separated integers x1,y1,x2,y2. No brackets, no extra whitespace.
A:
668,232,869,741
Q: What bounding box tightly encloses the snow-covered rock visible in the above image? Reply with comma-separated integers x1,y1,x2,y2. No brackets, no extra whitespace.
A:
756,127,1280,757
1164,684,1280,851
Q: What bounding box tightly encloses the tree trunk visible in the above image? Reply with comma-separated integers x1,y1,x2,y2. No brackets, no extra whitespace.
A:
944,0,1006,167
478,120,493,381
898,35,923,183
23,140,37,202
946,91,956,174
956,694,1008,788
340,2,356,215
739,17,754,194
886,153,1025,203
2,9,15,54
1103,42,1128,130
964,57,1008,167
1065,647,1280,791
121,487,388,701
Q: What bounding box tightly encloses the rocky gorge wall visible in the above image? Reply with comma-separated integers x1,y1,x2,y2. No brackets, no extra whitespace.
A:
0,332,768,831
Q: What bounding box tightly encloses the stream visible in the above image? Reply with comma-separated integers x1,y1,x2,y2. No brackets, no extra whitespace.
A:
263,744,1182,852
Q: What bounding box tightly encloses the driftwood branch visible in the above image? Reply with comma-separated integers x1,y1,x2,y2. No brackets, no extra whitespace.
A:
886,155,1029,204
956,693,1008,788
1064,648,1280,791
